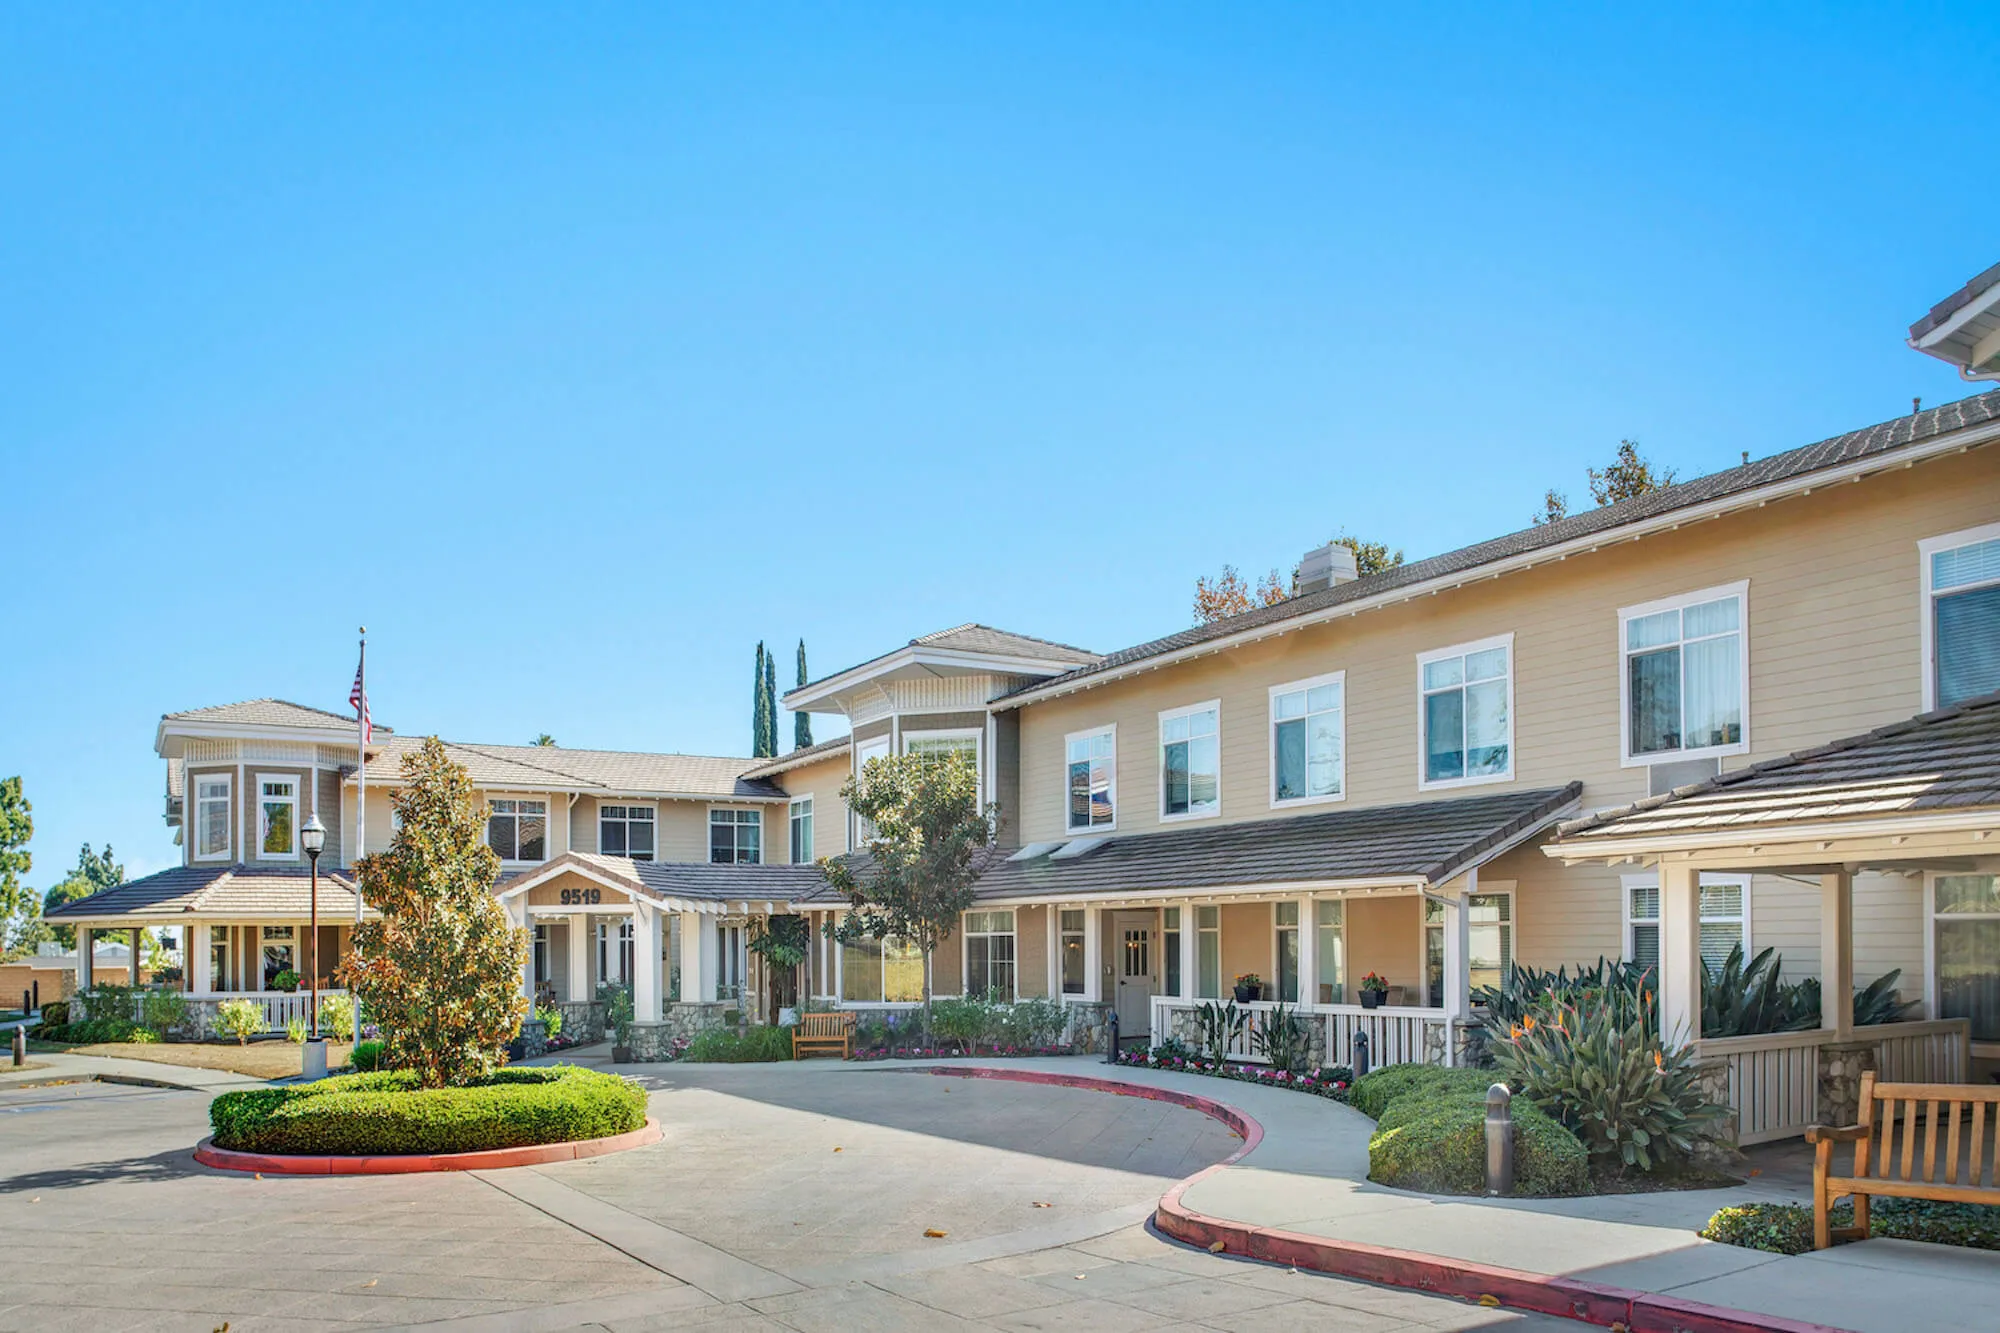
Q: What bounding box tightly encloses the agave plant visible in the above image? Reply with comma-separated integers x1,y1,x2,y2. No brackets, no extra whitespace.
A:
1193,999,1246,1065
1252,1003,1315,1075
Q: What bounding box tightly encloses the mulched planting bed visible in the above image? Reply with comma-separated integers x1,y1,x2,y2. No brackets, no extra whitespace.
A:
1701,1198,2000,1255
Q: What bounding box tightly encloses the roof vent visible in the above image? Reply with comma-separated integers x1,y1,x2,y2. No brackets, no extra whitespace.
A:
1296,542,1360,596
1049,836,1111,860
1008,841,1066,862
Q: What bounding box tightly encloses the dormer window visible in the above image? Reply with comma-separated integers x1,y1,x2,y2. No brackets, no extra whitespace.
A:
256,776,298,860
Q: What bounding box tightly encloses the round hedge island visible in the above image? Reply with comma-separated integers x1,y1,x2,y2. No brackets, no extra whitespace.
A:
197,1065,658,1174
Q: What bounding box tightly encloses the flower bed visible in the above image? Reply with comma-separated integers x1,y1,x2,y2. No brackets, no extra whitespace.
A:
1114,1048,1353,1100
1701,1199,2000,1255
853,1043,1079,1061
207,1064,647,1156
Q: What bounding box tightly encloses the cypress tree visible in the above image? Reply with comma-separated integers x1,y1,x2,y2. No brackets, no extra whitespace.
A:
794,639,813,750
763,649,779,757
752,642,773,758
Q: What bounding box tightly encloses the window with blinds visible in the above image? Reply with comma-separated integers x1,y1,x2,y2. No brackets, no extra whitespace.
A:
1625,876,1747,972
1929,530,2000,708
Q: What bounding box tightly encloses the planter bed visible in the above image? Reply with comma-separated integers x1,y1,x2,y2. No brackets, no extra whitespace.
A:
851,1044,1079,1062
202,1064,650,1165
1115,1049,1353,1101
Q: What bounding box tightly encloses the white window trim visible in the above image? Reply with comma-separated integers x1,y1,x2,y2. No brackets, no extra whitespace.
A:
961,909,1018,1000
1922,871,2000,1053
1158,699,1223,824
193,772,232,863
852,736,891,846
1415,633,1517,792
1058,908,1087,997
1620,871,1753,964
1617,580,1752,768
254,772,299,862
789,796,814,863
1063,723,1119,833
708,805,765,865
1919,520,2000,712
598,801,658,862
488,794,551,867
1264,671,1346,809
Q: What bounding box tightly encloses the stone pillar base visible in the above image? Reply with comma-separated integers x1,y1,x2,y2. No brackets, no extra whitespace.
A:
624,1021,677,1062
1065,1001,1115,1054
515,1017,549,1061
1818,1038,1879,1130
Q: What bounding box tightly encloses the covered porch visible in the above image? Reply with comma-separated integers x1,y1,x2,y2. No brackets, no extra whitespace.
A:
1549,692,2000,1141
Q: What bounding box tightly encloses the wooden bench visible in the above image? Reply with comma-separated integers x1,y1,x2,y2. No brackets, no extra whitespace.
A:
1806,1071,2000,1249
792,1011,854,1060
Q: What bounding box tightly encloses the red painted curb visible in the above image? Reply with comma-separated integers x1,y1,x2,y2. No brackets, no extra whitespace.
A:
931,1066,1849,1333
193,1117,662,1175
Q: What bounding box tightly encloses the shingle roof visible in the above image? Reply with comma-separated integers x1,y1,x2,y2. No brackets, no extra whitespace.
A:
1002,390,2000,703
1555,693,2000,846
795,624,1100,697
43,864,364,921
355,735,786,800
1910,263,2000,342
740,735,853,779
163,699,388,733
630,858,831,903
962,785,1582,902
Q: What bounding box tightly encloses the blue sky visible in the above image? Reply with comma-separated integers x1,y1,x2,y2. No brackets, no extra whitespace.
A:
3,5,1995,889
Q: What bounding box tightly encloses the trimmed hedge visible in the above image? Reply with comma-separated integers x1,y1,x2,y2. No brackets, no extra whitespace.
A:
32,1018,157,1045
1348,1064,1495,1120
1702,1199,2000,1256
208,1064,648,1156
683,1024,794,1063
1368,1091,1588,1196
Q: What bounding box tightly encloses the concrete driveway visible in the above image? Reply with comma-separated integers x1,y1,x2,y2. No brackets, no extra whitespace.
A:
0,1060,1573,1331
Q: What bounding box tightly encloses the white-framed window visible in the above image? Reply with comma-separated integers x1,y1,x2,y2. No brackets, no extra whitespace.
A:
1163,907,1183,995
1269,673,1344,806
599,804,655,861
1059,909,1086,995
964,909,1017,1000
488,798,549,863
261,925,296,989
1424,892,1514,1005
1418,635,1514,788
1930,874,2000,1044
1619,583,1749,765
839,931,923,1003
255,774,298,860
1159,700,1221,821
709,808,763,864
1195,905,1221,999
1065,726,1117,831
854,736,891,844
1314,899,1345,1005
1921,523,2000,709
597,920,633,986
1623,873,1750,973
1274,901,1301,1002
194,774,232,861
532,924,551,986
790,797,814,862
906,729,980,769
719,923,747,1001
208,930,231,992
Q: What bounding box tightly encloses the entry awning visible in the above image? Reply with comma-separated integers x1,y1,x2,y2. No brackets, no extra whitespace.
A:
963,784,1583,905
42,863,365,926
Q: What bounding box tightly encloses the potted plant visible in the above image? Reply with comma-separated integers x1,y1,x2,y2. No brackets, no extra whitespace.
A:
1359,972,1390,1009
605,986,636,1063
1233,972,1264,1004
268,968,301,994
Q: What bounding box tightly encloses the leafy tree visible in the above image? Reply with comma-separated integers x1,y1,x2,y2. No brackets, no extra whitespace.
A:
3,908,52,962
0,777,30,922
752,642,776,758
40,844,123,949
793,639,813,751
764,648,779,757
531,734,557,747
1329,531,1405,578
1193,564,1287,625
1587,439,1677,507
1532,489,1570,525
822,749,996,1039
336,737,529,1087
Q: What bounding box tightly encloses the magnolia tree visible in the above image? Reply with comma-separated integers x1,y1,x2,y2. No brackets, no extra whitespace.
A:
337,737,528,1087
822,749,996,1039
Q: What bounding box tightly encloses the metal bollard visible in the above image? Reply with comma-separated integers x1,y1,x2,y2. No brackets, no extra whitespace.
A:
1351,1030,1370,1080
1105,1009,1120,1064
1485,1084,1514,1195
12,1026,25,1067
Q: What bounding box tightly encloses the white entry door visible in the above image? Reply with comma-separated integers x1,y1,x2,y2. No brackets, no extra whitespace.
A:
1114,913,1156,1040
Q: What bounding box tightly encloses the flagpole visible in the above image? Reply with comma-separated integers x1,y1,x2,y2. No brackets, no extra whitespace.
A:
352,628,366,1050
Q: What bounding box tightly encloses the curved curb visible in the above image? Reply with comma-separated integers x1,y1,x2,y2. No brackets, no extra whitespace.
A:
929,1067,1845,1333
193,1117,662,1175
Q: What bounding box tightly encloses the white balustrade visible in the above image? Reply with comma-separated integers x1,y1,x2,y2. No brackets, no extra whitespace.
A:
1694,1018,1972,1145
192,990,348,1033
1148,996,1449,1070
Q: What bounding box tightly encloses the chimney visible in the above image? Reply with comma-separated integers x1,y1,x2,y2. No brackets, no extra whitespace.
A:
1296,542,1360,595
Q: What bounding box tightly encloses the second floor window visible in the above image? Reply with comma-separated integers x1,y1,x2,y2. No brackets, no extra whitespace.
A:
1270,674,1344,804
1066,727,1116,831
488,798,548,862
1419,638,1513,786
599,804,655,861
195,775,231,860
1160,702,1220,820
257,776,297,859
710,808,762,864
1924,524,2000,708
1621,584,1746,762
789,797,813,862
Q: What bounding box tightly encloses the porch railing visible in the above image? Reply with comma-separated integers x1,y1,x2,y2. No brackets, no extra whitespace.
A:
1694,1018,1973,1145
189,990,349,1034
1148,996,1451,1069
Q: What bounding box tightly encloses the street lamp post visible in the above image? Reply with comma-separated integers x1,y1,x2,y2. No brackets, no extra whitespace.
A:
302,813,327,1079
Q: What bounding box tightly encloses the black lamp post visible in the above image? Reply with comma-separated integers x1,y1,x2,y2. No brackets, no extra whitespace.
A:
302,813,327,1041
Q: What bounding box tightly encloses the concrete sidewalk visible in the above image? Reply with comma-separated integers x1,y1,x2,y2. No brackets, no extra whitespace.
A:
0,1047,265,1093
876,1056,1997,1333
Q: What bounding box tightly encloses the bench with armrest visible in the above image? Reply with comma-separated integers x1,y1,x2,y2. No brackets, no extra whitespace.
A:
792,1011,854,1060
1806,1071,2000,1249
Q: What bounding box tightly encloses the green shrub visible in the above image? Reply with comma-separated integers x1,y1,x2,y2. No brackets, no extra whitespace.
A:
39,1000,69,1027
599,982,634,1046
77,983,138,1023
268,968,301,994
1368,1091,1588,1196
1000,994,1068,1047
1252,1004,1315,1075
208,1064,648,1155
1491,995,1727,1174
928,995,993,1052
350,1039,386,1071
1701,1199,2000,1256
683,1024,794,1063
139,989,188,1038
1193,1000,1246,1065
285,1017,309,1045
214,998,267,1045
32,1017,153,1044
318,994,356,1036
1348,1064,1493,1120
534,1003,564,1040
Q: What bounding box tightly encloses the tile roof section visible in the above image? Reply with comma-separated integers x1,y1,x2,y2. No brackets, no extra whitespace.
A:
964,785,1583,901
740,735,854,779
630,858,833,903
911,624,1099,662
44,864,363,921
1001,390,2000,703
1555,692,2000,845
1909,263,2000,342
163,699,387,733
354,735,786,799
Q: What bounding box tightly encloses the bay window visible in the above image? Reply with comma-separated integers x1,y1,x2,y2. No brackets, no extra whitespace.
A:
1419,636,1513,786
1933,874,2000,1043
256,775,298,860
1065,726,1117,831
709,808,763,864
1922,524,2000,708
964,909,1016,1000
488,799,548,862
1620,584,1748,763
599,804,655,861
1160,702,1221,820
1269,675,1344,805
195,775,231,861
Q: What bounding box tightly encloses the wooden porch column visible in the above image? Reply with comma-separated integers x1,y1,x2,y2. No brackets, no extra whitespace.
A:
1179,905,1197,1000
1083,906,1103,1002
129,928,143,986
1442,885,1471,1023
190,924,210,992
1820,869,1855,1039
1047,907,1061,998
76,927,93,991
566,913,590,1002
1296,894,1317,1006
633,906,662,1023
678,910,710,1003
1659,862,1703,1045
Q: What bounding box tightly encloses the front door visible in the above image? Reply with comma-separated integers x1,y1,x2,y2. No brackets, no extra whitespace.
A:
1114,913,1156,1042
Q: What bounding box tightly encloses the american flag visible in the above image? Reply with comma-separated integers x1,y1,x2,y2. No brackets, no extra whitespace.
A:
350,656,370,745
